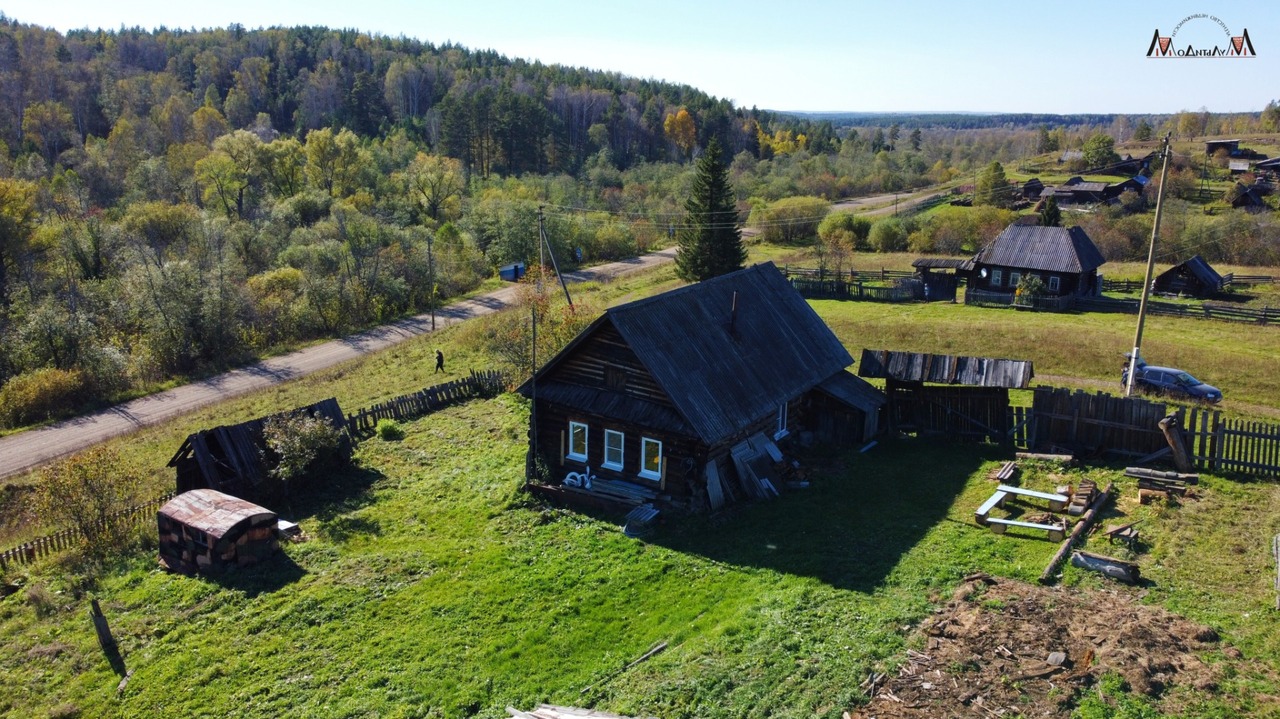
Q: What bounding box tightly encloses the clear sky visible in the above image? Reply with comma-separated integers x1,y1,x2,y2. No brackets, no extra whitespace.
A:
2,0,1276,114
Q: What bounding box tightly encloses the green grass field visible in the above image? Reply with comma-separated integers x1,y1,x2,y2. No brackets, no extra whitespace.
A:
5,248,1280,717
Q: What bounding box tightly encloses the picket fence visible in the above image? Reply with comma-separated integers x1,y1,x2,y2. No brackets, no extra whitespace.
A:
0,494,174,572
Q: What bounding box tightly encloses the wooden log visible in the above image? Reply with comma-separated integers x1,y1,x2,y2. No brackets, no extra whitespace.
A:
1139,488,1169,505
1039,481,1113,584
1159,414,1194,473
1124,466,1198,484
1071,550,1140,584
1016,452,1076,466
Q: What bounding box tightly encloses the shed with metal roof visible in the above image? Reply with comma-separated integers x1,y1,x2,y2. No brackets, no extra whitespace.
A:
157,489,280,574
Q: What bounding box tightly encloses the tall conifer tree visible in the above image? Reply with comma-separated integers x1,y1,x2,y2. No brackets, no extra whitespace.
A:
675,137,745,282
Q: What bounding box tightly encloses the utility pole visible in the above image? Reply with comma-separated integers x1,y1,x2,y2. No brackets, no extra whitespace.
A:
1126,133,1173,397
427,233,435,331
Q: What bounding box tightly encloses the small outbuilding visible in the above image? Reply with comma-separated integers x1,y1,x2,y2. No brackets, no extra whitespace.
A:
158,489,280,574
1153,255,1223,298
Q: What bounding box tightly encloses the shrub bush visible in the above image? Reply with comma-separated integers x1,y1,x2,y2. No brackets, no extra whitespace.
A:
262,412,345,497
376,419,405,441
0,367,85,428
34,446,144,558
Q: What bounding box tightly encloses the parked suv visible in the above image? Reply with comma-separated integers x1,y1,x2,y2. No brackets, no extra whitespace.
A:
1123,363,1223,403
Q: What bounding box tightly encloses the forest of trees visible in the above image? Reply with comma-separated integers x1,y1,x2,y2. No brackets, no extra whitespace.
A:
0,16,1277,428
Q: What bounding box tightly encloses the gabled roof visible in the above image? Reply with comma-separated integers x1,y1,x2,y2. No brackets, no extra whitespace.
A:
968,225,1105,274
522,263,858,445
1158,255,1222,289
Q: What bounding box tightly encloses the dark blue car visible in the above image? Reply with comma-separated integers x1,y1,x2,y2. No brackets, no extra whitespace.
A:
1123,364,1222,403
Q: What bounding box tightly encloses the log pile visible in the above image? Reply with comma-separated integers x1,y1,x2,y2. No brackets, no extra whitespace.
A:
1067,479,1097,516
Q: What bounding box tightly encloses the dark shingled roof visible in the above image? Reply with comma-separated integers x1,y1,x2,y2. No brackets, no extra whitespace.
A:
970,225,1105,274
159,489,276,540
858,349,1034,389
912,258,966,270
524,263,861,445
1155,255,1223,294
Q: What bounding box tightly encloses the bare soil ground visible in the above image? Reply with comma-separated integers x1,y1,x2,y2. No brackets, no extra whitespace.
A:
849,574,1257,718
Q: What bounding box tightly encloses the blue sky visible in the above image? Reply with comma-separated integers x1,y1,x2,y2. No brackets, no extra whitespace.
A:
2,0,1277,114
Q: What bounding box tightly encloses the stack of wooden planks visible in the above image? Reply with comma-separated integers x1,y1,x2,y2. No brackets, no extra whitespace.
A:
623,504,660,538
564,477,657,507
987,460,1018,483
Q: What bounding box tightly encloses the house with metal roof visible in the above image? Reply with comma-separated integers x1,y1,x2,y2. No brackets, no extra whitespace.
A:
1153,255,1223,298
961,224,1106,298
518,262,884,514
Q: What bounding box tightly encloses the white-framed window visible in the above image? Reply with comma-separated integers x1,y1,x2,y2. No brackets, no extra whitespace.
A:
1009,271,1022,288
1048,275,1061,293
567,421,588,462
639,437,663,481
990,269,1003,287
774,403,789,440
603,429,624,470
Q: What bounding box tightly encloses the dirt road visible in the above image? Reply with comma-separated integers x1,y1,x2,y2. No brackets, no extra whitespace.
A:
0,248,678,482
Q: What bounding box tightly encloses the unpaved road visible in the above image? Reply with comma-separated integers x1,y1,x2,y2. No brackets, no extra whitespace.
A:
0,248,678,482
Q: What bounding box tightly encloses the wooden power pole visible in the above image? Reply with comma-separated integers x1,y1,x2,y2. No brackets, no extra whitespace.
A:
1126,133,1173,397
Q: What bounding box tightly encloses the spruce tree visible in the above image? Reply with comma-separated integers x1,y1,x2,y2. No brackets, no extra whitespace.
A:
675,137,745,282
1039,196,1062,227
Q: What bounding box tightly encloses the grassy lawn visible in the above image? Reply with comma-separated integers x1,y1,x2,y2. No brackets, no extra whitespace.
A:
4,396,1280,718
5,247,1280,717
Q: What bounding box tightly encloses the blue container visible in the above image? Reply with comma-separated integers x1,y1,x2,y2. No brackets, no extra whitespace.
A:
499,262,525,282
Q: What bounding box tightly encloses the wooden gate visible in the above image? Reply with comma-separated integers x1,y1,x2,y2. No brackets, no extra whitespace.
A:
889,383,1009,443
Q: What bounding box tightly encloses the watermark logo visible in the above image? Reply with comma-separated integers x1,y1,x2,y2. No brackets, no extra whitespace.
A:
1147,14,1254,58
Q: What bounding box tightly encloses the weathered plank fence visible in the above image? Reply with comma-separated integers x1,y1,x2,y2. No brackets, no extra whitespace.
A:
346,369,506,435
0,493,174,571
1077,296,1280,324
782,266,916,282
789,278,919,302
1014,387,1280,478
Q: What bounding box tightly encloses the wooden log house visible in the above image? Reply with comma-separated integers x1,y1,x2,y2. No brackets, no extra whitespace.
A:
518,262,885,513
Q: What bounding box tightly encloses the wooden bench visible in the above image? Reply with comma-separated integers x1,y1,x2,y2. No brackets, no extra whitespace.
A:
974,490,1010,526
996,484,1069,512
986,517,1066,542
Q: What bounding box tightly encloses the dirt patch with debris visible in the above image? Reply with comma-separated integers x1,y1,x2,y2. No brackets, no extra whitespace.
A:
849,574,1239,718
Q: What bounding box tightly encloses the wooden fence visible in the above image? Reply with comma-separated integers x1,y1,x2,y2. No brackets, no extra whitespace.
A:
0,493,174,571
1013,388,1280,478
782,266,916,282
1076,296,1280,324
345,369,507,435
790,277,918,302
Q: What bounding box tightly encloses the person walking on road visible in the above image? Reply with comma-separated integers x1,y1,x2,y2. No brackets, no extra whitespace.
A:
435,349,445,374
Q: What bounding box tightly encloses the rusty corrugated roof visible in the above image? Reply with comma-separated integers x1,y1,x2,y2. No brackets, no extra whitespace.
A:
159,489,276,540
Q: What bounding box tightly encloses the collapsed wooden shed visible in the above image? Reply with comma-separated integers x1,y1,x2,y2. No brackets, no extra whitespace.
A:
859,349,1034,443
1153,255,1223,298
157,489,280,574
168,397,350,498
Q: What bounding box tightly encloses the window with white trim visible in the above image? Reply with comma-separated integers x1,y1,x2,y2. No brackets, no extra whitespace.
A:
639,437,663,481
567,422,588,462
1048,275,1061,293
603,429,624,470
1009,271,1022,288
991,269,1003,287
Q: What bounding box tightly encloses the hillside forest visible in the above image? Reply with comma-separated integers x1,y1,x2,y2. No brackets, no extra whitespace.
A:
1,17,1280,428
